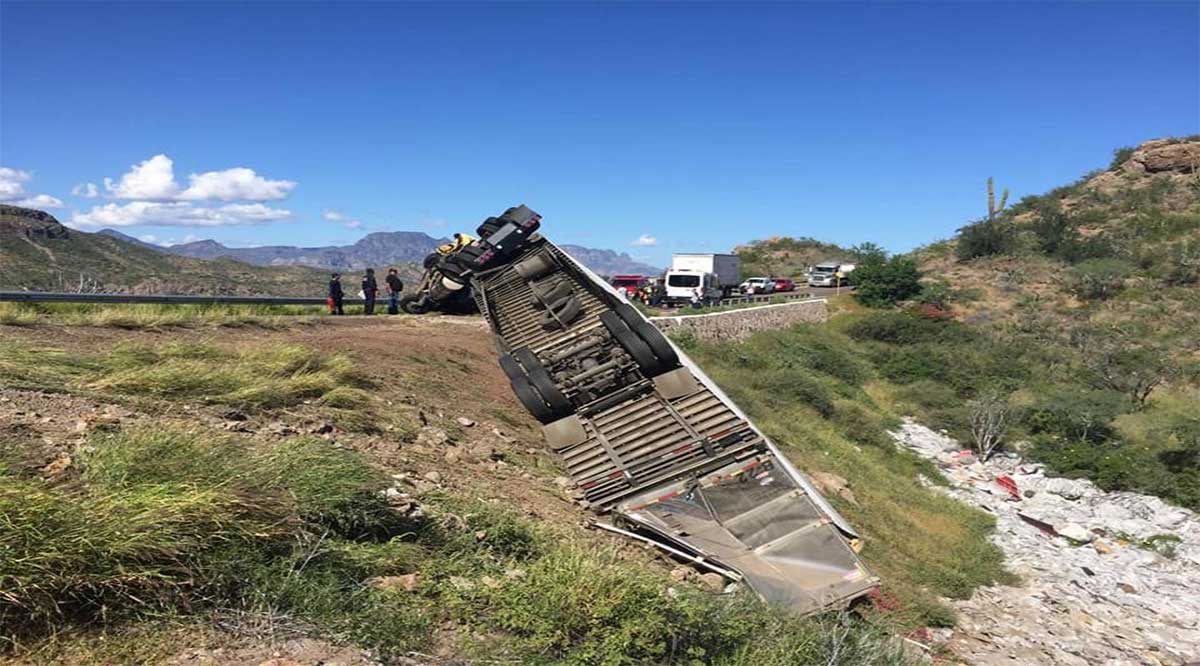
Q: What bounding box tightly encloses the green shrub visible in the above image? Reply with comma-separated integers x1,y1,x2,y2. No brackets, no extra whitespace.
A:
843,311,974,346
756,370,836,417
851,252,923,308
916,281,954,309
832,401,894,448
1163,240,1200,286
955,218,1017,261
1031,210,1116,263
1023,387,1128,444
1109,145,1136,170
1066,258,1132,301
745,327,872,386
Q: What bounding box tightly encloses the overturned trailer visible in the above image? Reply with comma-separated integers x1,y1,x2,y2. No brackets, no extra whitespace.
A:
424,205,878,614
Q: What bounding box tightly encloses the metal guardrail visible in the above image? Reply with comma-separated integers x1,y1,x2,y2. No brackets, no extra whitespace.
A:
716,290,813,307
0,291,370,306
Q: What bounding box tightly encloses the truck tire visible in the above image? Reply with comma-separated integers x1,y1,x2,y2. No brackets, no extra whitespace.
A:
540,295,582,330
613,303,645,329
509,375,555,423
423,253,441,270
515,253,556,281
530,281,572,309
514,348,572,416
476,217,502,238
498,352,525,383
634,322,679,369
399,295,428,315
600,311,659,374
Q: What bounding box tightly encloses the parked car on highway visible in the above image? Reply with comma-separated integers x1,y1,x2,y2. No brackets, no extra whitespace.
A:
739,277,776,295
772,277,795,292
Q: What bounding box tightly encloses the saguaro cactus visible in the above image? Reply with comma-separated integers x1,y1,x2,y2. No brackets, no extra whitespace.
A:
987,177,1009,222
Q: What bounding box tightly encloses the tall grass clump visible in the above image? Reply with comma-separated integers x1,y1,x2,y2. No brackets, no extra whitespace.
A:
87,343,367,409
0,427,421,650
0,302,324,329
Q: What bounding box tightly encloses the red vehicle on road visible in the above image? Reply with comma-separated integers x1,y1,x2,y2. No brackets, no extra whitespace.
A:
772,277,796,292
610,274,650,298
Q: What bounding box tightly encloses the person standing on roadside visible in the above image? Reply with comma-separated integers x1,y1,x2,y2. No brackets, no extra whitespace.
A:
361,268,378,315
385,267,404,314
328,273,345,315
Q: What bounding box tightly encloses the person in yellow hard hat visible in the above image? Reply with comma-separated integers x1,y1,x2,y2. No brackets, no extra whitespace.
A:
437,232,477,256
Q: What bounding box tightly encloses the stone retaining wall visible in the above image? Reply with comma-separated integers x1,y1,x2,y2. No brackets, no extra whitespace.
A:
650,298,827,341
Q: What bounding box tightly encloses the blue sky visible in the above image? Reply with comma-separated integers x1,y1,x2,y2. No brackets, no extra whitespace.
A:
2,1,1197,266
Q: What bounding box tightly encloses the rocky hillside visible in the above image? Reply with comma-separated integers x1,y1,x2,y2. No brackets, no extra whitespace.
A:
917,136,1200,328
558,244,661,276
734,236,858,278
0,205,331,295
891,137,1200,517
103,230,663,277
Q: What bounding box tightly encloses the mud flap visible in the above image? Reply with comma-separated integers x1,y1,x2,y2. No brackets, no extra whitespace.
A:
615,453,878,614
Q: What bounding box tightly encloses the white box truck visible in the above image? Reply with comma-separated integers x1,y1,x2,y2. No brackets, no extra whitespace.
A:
665,253,742,305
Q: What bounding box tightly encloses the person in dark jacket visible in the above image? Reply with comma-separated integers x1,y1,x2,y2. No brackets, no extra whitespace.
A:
328,273,345,315
385,267,404,314
361,268,378,315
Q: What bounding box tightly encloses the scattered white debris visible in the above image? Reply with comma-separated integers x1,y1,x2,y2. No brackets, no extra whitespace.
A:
890,417,1200,666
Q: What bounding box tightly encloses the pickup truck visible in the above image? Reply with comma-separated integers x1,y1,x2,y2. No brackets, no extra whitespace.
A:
739,277,776,295
417,205,878,614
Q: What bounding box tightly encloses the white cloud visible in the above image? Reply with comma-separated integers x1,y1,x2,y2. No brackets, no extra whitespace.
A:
104,154,180,200
180,167,295,201
160,234,202,247
0,166,64,209
0,167,32,199
323,209,363,229
138,234,159,244
630,234,658,247
12,194,65,209
101,154,295,202
72,201,292,228
72,182,100,198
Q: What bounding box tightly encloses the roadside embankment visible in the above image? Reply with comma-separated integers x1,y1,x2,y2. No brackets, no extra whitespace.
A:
651,298,827,341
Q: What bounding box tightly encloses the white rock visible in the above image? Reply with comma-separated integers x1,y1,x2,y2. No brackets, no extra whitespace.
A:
887,417,1200,665
1042,477,1087,501
1057,523,1093,543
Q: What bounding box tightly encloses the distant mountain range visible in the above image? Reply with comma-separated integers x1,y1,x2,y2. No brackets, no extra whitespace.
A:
0,205,331,296
99,229,662,276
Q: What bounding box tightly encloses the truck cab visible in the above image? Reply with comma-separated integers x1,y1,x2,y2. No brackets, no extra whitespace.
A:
610,274,649,299
807,262,854,287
